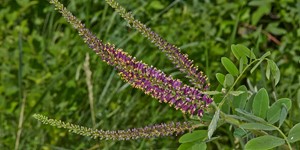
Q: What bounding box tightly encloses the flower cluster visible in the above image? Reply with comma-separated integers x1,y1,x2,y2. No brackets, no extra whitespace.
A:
45,0,214,140
33,114,194,140
49,0,212,118
105,0,210,91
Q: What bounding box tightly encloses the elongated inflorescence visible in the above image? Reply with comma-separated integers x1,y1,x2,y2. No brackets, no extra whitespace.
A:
49,0,212,118
105,0,210,91
33,114,194,140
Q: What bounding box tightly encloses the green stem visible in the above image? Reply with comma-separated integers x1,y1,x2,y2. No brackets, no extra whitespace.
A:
218,59,260,108
271,124,292,150
15,31,24,150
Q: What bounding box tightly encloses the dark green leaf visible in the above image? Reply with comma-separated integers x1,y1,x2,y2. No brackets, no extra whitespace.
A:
224,114,240,126
216,73,225,85
224,74,234,87
268,27,287,35
178,142,194,150
208,109,220,139
228,114,253,123
267,98,291,124
241,56,248,64
212,86,223,104
221,57,239,76
251,5,271,25
179,130,207,143
266,23,287,35
267,60,280,86
234,128,247,138
178,141,207,150
149,1,164,10
297,89,300,109
245,135,285,150
245,94,255,112
231,44,256,59
205,137,219,143
232,85,248,110
239,56,248,74
252,88,269,119
248,0,272,6
240,123,276,131
192,142,207,150
279,104,288,127
288,123,300,143
239,57,244,74
235,108,267,123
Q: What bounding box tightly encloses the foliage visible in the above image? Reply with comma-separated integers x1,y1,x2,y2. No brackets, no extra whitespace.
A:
1,0,300,149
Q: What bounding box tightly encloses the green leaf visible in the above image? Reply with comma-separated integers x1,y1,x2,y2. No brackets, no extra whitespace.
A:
267,98,291,124
279,104,288,127
231,44,256,59
245,94,254,112
208,109,220,139
224,115,240,126
267,60,280,85
232,85,248,110
248,0,273,6
229,91,245,96
235,108,266,123
267,27,287,35
266,23,287,35
221,57,239,76
250,51,271,73
245,135,285,150
252,88,269,119
224,74,234,87
178,142,207,150
234,128,247,138
229,114,255,123
239,57,244,74
178,142,194,150
179,130,207,143
191,142,207,150
288,123,300,143
297,89,300,109
240,123,276,131
216,73,225,85
241,56,248,64
251,5,271,25
149,1,164,10
239,56,248,74
205,137,219,143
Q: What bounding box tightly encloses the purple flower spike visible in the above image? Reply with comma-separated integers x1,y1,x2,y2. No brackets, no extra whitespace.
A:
189,104,197,115
203,95,213,106
181,104,190,113
105,0,210,91
197,109,204,117
49,0,212,118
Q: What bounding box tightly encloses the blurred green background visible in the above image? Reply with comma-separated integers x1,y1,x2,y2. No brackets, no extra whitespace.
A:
1,0,299,149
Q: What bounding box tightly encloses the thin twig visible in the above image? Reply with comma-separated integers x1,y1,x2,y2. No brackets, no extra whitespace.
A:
15,93,26,150
241,23,281,45
15,31,24,150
